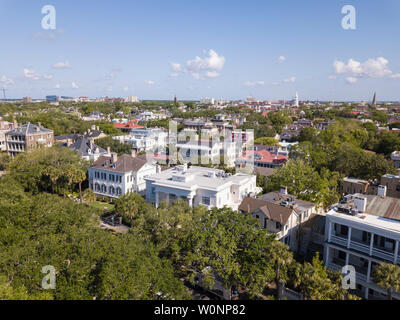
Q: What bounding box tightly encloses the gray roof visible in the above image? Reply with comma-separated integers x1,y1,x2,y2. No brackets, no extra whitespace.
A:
91,154,147,173
69,136,106,157
258,191,316,213
7,122,53,135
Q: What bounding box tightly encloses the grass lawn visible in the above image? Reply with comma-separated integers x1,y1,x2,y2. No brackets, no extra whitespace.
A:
89,201,115,213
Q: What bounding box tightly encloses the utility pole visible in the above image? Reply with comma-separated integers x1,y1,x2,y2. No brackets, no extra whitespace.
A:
2,88,7,101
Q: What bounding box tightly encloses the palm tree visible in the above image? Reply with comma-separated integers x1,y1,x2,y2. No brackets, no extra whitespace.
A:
266,241,293,299
71,168,86,202
43,166,61,194
373,262,400,300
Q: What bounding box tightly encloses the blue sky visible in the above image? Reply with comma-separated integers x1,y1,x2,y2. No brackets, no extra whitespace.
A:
0,0,400,101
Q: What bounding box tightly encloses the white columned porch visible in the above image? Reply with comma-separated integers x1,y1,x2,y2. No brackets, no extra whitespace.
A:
155,191,159,208
369,233,374,256
347,226,352,249
328,221,332,243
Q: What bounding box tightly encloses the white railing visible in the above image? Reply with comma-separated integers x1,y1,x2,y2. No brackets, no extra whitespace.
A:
327,262,343,272
356,272,368,283
330,235,347,247
372,247,394,261
328,263,368,283
350,241,370,255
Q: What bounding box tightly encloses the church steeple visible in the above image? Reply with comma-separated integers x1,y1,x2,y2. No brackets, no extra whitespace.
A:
372,92,377,108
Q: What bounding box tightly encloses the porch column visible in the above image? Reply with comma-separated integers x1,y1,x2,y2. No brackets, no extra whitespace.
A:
367,260,372,283
394,240,399,264
166,193,170,205
369,233,374,256
325,246,330,265
345,252,349,266
155,191,159,209
347,226,352,249
188,196,193,208
328,221,332,243
365,287,369,299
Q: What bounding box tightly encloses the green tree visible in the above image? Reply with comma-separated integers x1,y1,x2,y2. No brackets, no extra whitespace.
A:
373,262,400,300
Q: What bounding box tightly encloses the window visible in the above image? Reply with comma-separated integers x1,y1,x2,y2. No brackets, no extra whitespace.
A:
202,197,210,206
338,250,346,261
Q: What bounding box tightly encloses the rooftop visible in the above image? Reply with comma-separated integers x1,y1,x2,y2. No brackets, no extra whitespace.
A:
258,191,316,213
91,154,148,173
7,122,53,135
69,136,106,157
145,165,254,191
328,193,400,233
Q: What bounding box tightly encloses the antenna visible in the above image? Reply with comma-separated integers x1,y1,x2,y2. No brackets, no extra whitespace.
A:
2,88,7,101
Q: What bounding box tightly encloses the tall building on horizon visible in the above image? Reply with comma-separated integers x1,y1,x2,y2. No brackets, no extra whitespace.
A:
372,92,377,108
294,92,299,107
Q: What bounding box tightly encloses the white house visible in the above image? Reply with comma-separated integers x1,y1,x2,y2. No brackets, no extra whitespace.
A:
113,128,168,152
145,165,261,210
88,152,157,198
324,190,400,300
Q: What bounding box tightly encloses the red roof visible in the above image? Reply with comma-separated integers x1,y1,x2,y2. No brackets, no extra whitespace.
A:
113,122,143,129
238,150,288,165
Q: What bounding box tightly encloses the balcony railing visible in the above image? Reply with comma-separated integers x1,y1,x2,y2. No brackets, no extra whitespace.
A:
328,262,368,283
330,236,399,263
330,235,347,247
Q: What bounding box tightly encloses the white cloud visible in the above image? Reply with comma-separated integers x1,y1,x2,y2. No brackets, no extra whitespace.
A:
328,75,337,79
106,86,113,92
277,56,286,63
169,62,181,72
55,84,61,89
333,57,393,78
23,69,53,81
123,86,129,91
170,73,179,78
144,80,155,85
52,60,72,69
1,75,14,85
205,71,220,79
24,69,40,80
186,49,225,72
346,77,358,84
244,81,265,87
390,73,400,79
72,82,79,89
283,76,296,83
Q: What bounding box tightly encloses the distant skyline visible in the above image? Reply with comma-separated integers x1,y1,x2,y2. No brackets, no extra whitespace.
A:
1,0,400,101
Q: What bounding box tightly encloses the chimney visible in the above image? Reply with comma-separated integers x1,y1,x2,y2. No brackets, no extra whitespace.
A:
111,152,118,163
91,124,96,131
354,196,367,213
131,149,136,158
378,185,387,198
89,138,94,150
156,165,161,173
96,126,99,131
67,139,73,147
107,146,111,154
280,186,288,195
13,120,18,129
37,122,41,128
